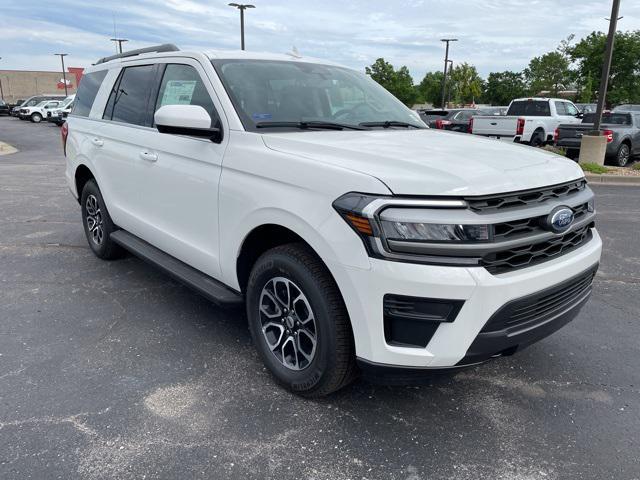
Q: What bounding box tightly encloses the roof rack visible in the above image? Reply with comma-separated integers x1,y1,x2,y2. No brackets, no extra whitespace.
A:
95,44,180,65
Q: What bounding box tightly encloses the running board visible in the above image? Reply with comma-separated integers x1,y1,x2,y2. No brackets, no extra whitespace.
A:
110,230,243,306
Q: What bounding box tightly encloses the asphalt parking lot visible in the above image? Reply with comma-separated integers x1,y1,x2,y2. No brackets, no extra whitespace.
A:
1,116,639,480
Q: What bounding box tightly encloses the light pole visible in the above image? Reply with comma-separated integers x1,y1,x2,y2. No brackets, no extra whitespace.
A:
0,57,4,101
110,38,129,54
447,59,453,106
54,53,68,96
592,0,621,133
440,39,457,109
228,3,255,50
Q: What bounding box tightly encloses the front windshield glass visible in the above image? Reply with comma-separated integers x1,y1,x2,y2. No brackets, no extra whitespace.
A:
212,59,425,131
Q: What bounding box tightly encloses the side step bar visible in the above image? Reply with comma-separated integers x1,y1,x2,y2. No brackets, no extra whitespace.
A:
110,230,243,306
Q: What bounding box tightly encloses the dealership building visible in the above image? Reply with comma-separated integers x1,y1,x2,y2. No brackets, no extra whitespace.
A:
0,68,84,104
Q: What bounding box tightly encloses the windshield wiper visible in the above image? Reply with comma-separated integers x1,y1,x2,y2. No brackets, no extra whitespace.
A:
255,121,368,131
359,121,423,129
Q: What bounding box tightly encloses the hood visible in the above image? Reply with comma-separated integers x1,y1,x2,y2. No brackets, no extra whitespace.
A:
262,129,584,196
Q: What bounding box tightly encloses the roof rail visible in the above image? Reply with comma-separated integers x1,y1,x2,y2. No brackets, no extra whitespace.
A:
95,44,180,65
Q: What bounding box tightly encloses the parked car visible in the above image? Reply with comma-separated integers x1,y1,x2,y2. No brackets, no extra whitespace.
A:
52,102,74,126
0,100,10,116
575,103,597,114
19,100,63,123
613,104,640,112
471,98,582,146
555,112,640,166
47,95,75,124
12,95,65,117
65,45,601,396
419,108,481,132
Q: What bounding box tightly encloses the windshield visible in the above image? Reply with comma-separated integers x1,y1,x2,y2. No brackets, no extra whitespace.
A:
212,59,425,131
25,99,40,107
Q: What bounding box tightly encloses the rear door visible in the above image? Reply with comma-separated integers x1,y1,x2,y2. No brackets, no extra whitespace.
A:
633,115,640,155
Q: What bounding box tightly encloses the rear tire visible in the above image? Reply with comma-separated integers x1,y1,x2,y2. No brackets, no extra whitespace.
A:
614,143,630,167
246,243,357,397
529,130,544,147
30,113,42,123
80,180,124,260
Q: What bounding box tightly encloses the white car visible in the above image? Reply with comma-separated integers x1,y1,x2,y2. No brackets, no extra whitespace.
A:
471,98,583,146
47,94,76,124
19,99,63,123
64,45,602,396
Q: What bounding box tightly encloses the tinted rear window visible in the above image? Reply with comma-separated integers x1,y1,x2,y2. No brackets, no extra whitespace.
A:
583,113,631,125
73,70,108,117
507,101,550,116
103,65,156,126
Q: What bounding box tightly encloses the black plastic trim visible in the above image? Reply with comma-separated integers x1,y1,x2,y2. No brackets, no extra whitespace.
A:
110,230,243,306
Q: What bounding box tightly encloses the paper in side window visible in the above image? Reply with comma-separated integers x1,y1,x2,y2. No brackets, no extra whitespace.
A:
161,80,197,106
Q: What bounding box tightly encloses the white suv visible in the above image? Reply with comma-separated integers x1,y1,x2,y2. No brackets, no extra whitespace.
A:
64,45,602,396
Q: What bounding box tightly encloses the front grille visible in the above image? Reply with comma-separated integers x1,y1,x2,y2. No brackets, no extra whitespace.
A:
466,180,587,213
482,224,593,274
480,265,597,334
493,202,590,241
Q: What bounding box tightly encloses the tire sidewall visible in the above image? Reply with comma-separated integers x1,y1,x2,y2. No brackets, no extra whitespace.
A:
530,131,544,147
617,144,630,167
31,113,42,123
80,180,111,257
247,251,339,393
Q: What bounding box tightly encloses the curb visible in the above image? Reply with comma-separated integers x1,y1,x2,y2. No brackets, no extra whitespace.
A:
0,141,18,156
585,174,640,186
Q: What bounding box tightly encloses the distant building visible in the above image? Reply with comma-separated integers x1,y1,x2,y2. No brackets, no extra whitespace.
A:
0,68,84,104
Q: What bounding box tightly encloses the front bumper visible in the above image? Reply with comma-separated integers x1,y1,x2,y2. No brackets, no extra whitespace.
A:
331,228,602,369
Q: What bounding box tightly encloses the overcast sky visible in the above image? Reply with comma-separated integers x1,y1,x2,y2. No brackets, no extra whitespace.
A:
2,0,639,81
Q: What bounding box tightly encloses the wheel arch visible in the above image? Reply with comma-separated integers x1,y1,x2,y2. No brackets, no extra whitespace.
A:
74,164,96,204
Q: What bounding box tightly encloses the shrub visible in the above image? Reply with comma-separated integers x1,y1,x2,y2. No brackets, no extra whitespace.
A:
580,162,610,174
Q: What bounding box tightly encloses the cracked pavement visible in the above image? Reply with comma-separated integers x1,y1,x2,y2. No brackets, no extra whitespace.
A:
1,117,639,479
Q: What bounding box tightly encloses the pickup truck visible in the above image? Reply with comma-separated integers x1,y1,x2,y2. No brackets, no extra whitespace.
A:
19,99,63,123
471,98,582,146
555,112,640,166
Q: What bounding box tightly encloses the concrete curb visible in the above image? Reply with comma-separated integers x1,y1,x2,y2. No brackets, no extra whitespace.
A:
585,174,640,186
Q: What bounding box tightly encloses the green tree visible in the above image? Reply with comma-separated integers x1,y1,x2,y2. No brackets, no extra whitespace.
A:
416,71,444,107
524,51,572,96
365,58,418,106
449,63,483,104
484,71,527,105
569,30,640,105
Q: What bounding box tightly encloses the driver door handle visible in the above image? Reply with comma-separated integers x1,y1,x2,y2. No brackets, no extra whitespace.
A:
91,138,104,147
139,151,158,162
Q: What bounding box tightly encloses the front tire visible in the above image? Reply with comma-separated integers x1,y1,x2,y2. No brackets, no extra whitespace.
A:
246,244,357,397
30,113,42,123
80,180,124,260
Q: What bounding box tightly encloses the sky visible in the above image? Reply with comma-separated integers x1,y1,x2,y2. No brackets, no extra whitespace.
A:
1,0,639,81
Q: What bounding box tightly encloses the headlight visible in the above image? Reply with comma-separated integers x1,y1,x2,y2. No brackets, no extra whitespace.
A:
380,220,489,242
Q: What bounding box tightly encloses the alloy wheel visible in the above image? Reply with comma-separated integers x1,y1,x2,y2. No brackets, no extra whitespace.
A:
85,194,104,246
259,277,317,371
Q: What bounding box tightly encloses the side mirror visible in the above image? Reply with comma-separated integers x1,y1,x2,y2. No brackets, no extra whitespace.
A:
576,112,584,119
154,105,222,143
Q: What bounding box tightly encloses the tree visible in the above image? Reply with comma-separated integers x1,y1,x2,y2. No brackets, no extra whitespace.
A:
416,71,444,107
524,51,572,96
484,71,527,105
449,63,483,104
569,30,640,106
365,58,418,106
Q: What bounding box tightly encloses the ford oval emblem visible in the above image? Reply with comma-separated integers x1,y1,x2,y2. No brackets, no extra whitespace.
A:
547,206,574,233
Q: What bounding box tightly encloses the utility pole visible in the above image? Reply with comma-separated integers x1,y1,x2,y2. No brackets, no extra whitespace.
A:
447,59,453,106
228,3,255,50
592,0,622,133
110,38,129,54
440,38,457,109
54,53,68,96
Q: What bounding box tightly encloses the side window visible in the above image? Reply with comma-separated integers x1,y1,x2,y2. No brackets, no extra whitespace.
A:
153,64,219,127
554,101,567,115
565,103,579,116
72,70,108,117
103,65,156,126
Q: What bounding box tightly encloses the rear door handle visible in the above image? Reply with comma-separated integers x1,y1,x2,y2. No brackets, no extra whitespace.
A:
91,138,104,147
139,151,158,162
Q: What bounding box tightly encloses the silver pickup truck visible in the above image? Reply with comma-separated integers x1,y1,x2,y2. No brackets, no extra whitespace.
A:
471,98,582,146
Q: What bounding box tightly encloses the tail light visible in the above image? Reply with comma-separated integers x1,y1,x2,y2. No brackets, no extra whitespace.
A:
553,128,559,143
434,119,451,129
516,117,525,136
61,121,69,156
603,129,614,143
468,117,474,134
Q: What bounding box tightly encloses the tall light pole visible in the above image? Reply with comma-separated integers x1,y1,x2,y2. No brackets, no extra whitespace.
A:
110,38,129,54
54,53,68,96
440,38,457,109
228,3,255,50
0,57,4,101
447,59,453,106
592,0,622,133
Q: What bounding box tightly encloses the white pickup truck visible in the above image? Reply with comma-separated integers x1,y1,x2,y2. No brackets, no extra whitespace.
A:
471,98,582,146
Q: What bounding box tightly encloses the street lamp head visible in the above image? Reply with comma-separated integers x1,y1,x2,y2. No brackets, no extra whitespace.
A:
440,38,458,42
229,3,255,8
55,53,69,57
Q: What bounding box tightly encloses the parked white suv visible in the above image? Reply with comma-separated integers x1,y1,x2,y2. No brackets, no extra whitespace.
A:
19,99,64,123
64,45,602,396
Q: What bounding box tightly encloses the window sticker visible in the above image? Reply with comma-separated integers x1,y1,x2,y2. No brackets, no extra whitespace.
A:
161,80,197,106
252,113,273,120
